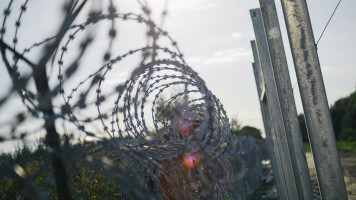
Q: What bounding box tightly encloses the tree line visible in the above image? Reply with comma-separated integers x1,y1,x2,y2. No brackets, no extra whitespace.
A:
299,90,356,142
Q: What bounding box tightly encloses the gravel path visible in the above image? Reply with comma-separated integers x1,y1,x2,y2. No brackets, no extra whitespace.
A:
306,152,356,200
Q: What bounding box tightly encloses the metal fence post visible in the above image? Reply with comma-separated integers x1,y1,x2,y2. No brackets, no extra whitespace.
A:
250,8,298,199
279,0,348,199
259,0,313,199
251,40,287,199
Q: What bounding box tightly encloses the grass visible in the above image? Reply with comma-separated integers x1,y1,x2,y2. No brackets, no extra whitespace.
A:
304,143,311,152
336,141,356,152
304,141,356,153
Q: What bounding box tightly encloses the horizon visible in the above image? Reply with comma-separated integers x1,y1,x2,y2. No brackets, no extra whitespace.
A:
1,0,355,152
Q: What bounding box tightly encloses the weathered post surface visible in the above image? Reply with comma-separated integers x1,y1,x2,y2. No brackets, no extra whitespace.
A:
279,0,348,199
259,0,313,199
250,8,298,199
251,41,287,199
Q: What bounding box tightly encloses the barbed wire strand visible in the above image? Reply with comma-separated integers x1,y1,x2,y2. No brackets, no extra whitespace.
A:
316,0,343,45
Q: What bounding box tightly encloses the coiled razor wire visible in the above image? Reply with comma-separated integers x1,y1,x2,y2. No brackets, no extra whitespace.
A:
0,0,263,199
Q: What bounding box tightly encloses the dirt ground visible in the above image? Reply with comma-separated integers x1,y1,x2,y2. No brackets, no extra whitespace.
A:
306,152,356,200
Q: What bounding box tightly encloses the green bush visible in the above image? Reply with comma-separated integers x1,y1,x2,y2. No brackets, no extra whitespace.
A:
299,90,356,142
337,141,356,152
331,90,356,141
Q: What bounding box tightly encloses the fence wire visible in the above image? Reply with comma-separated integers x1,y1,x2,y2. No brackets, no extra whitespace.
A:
0,0,263,199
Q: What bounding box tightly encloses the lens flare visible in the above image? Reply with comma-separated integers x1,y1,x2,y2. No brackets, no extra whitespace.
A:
183,151,200,168
178,116,194,137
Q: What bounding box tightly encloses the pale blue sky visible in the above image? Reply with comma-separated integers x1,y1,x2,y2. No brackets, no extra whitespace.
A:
0,0,355,146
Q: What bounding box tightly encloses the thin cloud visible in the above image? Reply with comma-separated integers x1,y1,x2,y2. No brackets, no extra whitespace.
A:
204,48,251,66
231,32,242,39
188,48,251,69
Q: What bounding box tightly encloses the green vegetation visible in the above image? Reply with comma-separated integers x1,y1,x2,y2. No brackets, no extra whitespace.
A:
304,143,311,152
330,90,356,141
336,141,356,152
298,114,309,143
0,118,265,199
304,141,356,153
230,117,263,140
299,90,356,152
0,136,140,199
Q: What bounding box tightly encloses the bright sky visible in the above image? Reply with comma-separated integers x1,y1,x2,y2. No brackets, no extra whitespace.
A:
161,0,356,133
1,0,355,146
